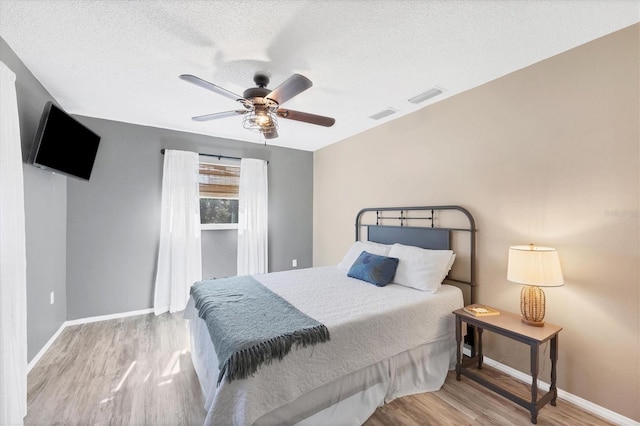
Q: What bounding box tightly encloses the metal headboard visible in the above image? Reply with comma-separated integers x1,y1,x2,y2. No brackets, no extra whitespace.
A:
355,205,477,305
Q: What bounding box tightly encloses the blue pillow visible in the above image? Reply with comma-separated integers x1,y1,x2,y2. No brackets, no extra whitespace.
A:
347,251,399,287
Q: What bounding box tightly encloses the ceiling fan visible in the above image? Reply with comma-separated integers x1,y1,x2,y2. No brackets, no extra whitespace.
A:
179,73,335,139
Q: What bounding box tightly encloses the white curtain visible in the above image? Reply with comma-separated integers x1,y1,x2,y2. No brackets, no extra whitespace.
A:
0,61,27,425
153,150,202,314
237,158,268,275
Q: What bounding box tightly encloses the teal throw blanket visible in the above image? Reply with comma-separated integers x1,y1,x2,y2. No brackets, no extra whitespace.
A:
190,275,330,385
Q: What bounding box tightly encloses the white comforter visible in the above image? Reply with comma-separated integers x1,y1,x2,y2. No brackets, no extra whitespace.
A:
185,266,463,425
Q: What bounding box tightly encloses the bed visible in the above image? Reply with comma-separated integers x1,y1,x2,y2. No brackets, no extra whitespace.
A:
184,206,477,425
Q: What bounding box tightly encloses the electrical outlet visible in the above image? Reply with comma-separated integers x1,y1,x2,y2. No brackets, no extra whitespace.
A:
50,291,55,305
292,259,297,268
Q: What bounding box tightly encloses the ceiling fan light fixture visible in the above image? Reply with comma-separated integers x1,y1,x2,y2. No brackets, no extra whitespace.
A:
243,107,278,133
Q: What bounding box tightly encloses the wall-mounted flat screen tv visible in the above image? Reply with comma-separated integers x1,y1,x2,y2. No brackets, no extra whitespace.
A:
28,102,101,181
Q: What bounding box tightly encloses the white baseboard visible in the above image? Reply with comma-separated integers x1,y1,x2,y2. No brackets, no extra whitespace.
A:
27,308,154,373
27,322,66,374
480,355,639,426
64,308,154,326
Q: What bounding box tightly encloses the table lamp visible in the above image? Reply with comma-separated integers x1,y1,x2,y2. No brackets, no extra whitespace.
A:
507,244,564,327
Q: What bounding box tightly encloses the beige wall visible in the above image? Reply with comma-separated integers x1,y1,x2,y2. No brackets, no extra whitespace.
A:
313,24,639,421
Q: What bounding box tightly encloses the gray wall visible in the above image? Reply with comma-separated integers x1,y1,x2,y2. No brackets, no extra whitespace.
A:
1,37,68,362
66,118,313,319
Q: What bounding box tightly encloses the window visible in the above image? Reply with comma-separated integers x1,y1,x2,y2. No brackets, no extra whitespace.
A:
199,162,240,230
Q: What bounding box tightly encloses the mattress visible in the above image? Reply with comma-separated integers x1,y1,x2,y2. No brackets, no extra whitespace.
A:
184,266,464,425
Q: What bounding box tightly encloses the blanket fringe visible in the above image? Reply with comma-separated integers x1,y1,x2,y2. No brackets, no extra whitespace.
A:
217,324,330,385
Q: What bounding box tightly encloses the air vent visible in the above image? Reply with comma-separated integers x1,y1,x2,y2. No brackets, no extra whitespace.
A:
369,108,398,120
408,87,444,104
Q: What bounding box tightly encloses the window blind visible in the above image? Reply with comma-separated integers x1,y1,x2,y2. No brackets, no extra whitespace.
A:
199,163,240,198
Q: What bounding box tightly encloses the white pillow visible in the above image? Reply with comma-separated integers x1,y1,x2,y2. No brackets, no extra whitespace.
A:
337,241,391,271
388,243,455,293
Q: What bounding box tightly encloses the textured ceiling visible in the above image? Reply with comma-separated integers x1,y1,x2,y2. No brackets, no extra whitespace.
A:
1,1,638,151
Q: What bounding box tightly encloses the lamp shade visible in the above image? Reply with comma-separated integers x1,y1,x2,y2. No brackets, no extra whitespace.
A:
507,245,564,287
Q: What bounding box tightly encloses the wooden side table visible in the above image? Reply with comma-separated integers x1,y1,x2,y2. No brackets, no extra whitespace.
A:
453,308,563,424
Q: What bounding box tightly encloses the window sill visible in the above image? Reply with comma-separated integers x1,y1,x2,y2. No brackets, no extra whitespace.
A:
201,224,238,231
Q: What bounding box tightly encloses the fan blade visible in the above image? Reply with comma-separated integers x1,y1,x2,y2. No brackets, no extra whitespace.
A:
265,74,312,105
264,130,279,139
180,74,245,102
276,109,335,127
192,110,246,122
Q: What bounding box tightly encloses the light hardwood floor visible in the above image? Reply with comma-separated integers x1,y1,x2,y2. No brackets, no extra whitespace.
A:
25,313,614,425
